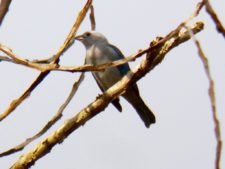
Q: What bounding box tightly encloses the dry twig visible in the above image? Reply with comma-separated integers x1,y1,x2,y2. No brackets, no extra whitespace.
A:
0,73,84,157
0,0,93,122
183,1,223,167
0,0,12,26
0,3,96,156
187,27,222,169
204,0,225,37
89,5,96,31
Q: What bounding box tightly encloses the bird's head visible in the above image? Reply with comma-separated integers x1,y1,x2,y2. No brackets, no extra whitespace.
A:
75,31,108,48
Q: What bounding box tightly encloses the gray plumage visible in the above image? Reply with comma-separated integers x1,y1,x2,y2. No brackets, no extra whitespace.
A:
75,31,155,128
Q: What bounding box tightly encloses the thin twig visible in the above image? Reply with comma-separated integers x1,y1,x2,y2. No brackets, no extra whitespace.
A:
0,44,157,72
0,55,13,62
0,73,84,157
185,0,205,23
0,0,12,26
10,22,204,169
0,44,52,71
0,20,204,74
0,0,92,122
0,2,206,74
187,27,222,169
43,22,200,72
89,5,96,31
0,72,48,122
204,0,225,38
51,0,93,63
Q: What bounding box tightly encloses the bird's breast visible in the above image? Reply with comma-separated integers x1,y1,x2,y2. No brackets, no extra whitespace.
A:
94,67,123,90
86,46,105,65
85,45,123,90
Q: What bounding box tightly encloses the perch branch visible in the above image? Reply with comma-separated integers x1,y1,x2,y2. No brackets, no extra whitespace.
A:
0,2,205,73
10,22,204,169
0,22,203,74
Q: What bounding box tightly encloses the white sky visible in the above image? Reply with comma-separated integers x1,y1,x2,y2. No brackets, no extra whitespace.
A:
0,0,224,168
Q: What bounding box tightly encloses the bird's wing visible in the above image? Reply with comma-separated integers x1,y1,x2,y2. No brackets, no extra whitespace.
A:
92,72,105,92
108,44,140,95
92,72,122,112
108,44,130,76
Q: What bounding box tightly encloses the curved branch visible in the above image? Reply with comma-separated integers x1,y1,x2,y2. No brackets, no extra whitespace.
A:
10,22,204,169
187,27,222,169
0,0,92,122
0,73,84,157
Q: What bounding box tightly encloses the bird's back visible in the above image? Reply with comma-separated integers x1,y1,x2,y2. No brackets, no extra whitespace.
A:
85,43,129,90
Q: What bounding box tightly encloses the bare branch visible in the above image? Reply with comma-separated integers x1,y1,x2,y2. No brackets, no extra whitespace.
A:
185,0,204,23
0,72,48,122
0,22,203,74
204,0,225,38
50,0,93,63
0,73,84,157
0,0,92,122
0,0,12,26
0,0,93,158
187,27,222,169
0,45,156,72
89,5,96,31
0,1,205,74
0,44,53,71
0,55,13,62
46,22,204,73
10,22,204,169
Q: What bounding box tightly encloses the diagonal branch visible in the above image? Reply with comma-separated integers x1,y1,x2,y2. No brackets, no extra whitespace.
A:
0,22,204,74
0,45,159,72
10,22,204,169
0,1,205,74
89,5,96,31
0,55,13,62
187,27,222,169
0,0,92,122
204,0,225,38
0,0,12,26
50,0,93,63
0,44,53,71
0,72,48,122
0,1,94,155
0,73,84,157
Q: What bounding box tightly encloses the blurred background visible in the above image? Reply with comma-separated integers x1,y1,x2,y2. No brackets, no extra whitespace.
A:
0,0,224,168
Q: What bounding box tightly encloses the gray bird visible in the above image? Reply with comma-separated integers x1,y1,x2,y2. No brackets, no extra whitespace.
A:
75,31,155,128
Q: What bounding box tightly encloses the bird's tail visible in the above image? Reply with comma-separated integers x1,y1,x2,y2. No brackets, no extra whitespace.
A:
123,89,156,128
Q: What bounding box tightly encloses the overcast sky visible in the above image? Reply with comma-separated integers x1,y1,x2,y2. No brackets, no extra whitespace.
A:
0,0,224,168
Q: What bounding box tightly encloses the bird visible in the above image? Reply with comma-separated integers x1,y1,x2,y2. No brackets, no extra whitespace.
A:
75,31,155,128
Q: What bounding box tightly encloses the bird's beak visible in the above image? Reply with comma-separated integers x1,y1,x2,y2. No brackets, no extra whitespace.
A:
74,35,84,41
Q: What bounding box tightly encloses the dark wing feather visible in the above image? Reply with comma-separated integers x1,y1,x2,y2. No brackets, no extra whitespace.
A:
108,44,130,76
92,72,122,112
109,44,140,95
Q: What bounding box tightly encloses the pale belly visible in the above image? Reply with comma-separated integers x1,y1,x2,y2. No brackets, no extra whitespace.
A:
85,45,124,90
93,67,123,90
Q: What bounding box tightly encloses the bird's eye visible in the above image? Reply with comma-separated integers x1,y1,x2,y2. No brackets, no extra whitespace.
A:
86,32,91,37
